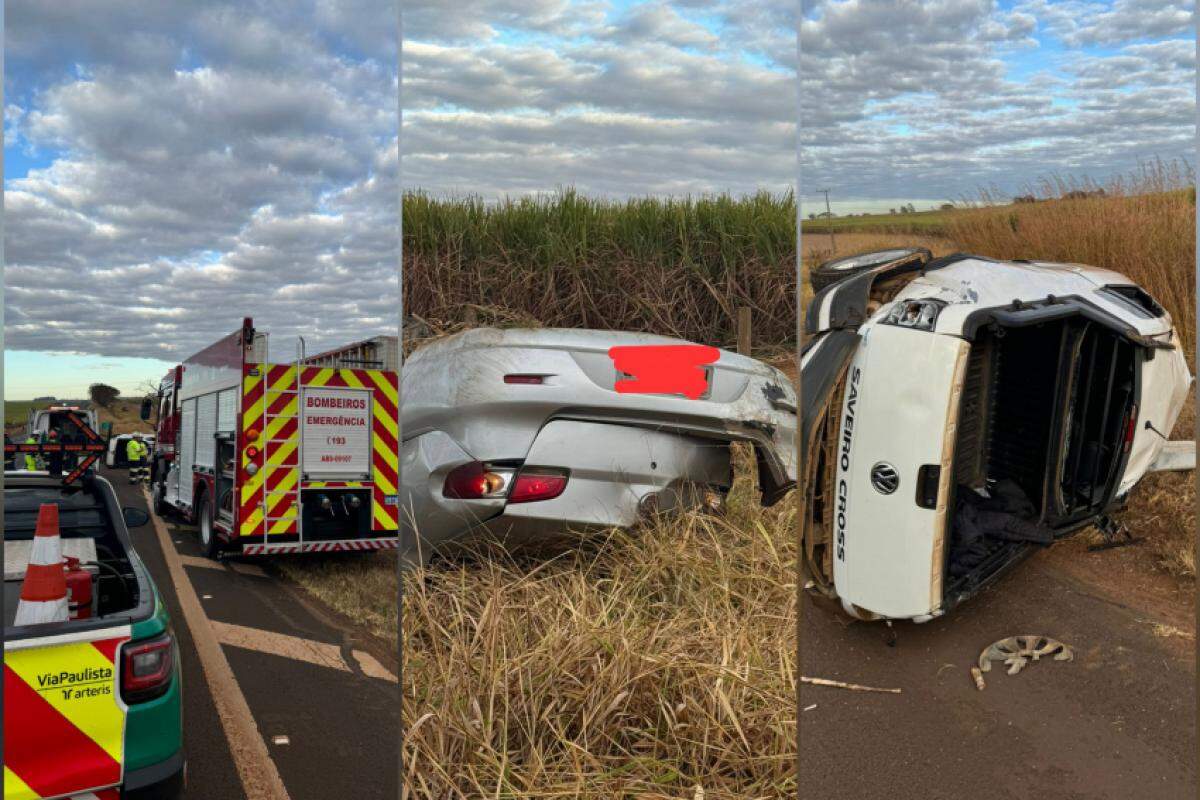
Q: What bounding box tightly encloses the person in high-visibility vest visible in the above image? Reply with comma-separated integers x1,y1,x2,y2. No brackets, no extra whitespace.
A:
23,434,39,471
127,434,149,484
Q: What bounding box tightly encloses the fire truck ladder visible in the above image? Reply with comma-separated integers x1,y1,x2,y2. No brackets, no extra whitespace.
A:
260,365,302,543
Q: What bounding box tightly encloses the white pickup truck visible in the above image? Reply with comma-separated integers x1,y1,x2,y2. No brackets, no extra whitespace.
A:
802,250,1192,622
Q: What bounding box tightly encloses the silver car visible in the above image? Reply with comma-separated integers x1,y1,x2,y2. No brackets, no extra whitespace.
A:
400,328,797,567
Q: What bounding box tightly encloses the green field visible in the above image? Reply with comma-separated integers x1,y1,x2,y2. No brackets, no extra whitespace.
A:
404,189,797,348
800,207,953,235
4,400,36,428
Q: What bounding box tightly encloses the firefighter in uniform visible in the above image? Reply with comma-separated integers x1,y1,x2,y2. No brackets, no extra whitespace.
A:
127,433,149,484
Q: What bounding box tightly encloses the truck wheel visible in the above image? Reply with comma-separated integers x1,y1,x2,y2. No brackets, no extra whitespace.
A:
197,495,219,559
810,247,931,292
151,479,168,517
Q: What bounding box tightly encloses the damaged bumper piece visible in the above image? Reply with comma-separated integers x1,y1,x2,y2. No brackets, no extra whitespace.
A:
400,328,797,567
802,253,1192,622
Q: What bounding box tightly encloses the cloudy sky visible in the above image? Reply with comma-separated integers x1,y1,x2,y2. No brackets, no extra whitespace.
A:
4,0,397,399
801,0,1196,214
4,1,1195,397
401,0,796,197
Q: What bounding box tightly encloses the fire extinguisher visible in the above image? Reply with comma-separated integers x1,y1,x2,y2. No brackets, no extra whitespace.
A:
63,556,93,620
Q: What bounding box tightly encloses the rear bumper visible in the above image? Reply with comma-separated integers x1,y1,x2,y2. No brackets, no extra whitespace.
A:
123,749,185,799
239,537,399,555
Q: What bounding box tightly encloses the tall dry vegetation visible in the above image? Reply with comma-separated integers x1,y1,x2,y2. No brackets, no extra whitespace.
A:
403,190,798,347
402,454,796,799
947,160,1196,359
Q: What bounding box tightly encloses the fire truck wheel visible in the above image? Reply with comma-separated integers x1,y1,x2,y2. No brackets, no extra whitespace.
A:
151,478,168,516
197,495,219,559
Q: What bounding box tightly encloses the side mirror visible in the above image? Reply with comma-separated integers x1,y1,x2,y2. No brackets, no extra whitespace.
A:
122,507,150,529
139,397,152,422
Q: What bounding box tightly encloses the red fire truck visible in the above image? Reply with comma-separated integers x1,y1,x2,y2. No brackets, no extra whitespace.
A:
142,318,400,557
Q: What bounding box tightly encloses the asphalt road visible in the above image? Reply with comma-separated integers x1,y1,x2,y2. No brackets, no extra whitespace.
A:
799,545,1196,799
112,471,399,800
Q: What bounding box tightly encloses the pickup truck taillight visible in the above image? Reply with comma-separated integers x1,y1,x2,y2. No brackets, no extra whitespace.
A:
121,632,174,703
1123,405,1139,452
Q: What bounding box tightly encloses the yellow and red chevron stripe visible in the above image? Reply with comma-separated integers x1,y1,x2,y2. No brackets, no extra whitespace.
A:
239,363,302,537
4,633,130,800
239,363,398,540
299,366,399,533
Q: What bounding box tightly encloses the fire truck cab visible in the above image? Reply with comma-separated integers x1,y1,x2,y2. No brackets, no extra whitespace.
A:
144,318,400,557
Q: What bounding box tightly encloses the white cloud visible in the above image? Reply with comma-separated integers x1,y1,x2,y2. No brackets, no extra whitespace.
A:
401,0,795,197
5,1,398,361
800,0,1196,204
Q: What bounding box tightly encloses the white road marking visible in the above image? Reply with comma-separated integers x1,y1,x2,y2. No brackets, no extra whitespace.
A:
143,488,291,800
177,554,268,578
211,620,396,682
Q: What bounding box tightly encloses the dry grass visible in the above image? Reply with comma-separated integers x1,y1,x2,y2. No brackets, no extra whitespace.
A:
947,160,1196,360
275,552,398,643
403,190,797,349
401,455,796,799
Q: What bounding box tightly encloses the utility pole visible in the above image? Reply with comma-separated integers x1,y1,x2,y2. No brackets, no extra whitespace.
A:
820,188,836,254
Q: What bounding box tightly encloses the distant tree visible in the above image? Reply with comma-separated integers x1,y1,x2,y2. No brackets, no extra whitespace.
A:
89,383,120,408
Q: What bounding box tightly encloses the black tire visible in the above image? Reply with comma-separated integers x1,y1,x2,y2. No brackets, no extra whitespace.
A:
810,247,932,292
151,476,168,517
197,494,219,559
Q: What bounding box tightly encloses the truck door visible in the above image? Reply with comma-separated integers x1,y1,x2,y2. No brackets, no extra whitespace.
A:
177,400,196,507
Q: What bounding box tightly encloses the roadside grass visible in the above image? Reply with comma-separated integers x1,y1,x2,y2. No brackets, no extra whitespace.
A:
403,189,797,348
946,160,1195,360
274,552,398,644
401,453,796,799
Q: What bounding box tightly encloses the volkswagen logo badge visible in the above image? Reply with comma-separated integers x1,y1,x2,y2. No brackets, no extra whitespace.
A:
870,462,899,495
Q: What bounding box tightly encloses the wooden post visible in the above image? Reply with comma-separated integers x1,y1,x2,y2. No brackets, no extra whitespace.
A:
737,307,752,356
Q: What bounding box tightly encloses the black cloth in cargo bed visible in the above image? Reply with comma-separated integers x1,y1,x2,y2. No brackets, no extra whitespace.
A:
948,480,1053,578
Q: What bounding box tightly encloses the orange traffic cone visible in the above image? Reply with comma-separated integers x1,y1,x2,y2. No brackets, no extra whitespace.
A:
14,504,68,626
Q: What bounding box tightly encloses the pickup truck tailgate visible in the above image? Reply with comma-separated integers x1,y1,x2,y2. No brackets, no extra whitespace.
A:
4,627,132,800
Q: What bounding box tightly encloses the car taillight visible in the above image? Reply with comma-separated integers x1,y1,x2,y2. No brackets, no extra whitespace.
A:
1124,404,1139,452
509,470,568,503
121,632,174,703
443,461,515,499
504,374,545,385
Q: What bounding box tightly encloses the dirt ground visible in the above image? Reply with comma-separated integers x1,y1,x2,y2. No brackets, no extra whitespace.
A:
800,539,1196,798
